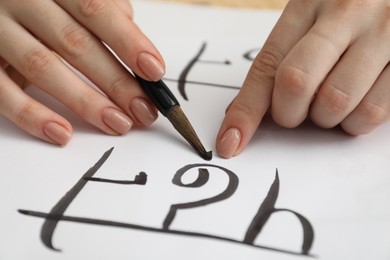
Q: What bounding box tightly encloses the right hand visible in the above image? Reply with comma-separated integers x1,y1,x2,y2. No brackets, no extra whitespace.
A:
0,0,165,145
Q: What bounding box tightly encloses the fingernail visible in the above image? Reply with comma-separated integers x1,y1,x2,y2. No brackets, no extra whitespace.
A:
130,98,158,126
217,128,241,159
103,107,133,135
44,122,72,146
137,52,165,82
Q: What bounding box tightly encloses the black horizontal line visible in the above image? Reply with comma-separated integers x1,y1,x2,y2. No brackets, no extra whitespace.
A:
163,78,241,90
18,209,315,257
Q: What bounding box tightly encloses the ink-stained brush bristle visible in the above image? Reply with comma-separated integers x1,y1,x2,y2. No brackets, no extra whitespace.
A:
166,106,212,161
134,75,211,160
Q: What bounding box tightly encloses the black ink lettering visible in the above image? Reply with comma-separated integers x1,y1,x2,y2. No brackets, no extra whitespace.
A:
18,209,314,257
40,147,114,251
163,164,239,230
243,169,314,255
177,42,232,100
198,60,231,65
84,171,147,185
243,48,260,61
19,157,315,257
164,78,240,91
178,42,206,100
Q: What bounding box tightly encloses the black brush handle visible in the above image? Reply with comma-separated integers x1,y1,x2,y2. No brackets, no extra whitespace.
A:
135,74,179,117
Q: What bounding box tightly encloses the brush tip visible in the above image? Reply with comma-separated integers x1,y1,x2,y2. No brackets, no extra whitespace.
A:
167,106,212,161
201,150,213,161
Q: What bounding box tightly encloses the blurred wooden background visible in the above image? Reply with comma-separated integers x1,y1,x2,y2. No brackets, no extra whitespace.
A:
155,0,288,9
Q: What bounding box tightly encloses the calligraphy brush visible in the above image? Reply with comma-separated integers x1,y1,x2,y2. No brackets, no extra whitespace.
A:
134,74,212,161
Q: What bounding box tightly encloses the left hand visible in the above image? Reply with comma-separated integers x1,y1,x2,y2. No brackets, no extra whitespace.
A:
216,0,390,158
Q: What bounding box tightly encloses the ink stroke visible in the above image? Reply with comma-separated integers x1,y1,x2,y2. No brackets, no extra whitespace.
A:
0,1,389,260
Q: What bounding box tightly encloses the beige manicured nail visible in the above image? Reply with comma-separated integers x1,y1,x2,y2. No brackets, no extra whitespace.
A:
137,52,165,82
103,107,133,135
217,128,241,159
44,122,72,145
130,98,158,126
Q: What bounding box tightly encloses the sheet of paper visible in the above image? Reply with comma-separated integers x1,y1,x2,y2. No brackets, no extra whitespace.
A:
1,1,389,259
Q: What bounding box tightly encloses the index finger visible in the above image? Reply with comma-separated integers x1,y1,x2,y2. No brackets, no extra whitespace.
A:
216,1,316,158
54,0,165,81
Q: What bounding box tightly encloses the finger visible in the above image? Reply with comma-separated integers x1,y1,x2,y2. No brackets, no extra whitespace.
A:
114,0,133,17
271,13,355,128
54,0,165,82
0,16,133,136
216,0,316,158
0,69,72,145
340,64,390,135
15,1,157,126
310,33,390,128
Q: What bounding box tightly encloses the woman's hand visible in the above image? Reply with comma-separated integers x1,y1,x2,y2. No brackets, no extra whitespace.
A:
217,0,390,158
0,0,165,145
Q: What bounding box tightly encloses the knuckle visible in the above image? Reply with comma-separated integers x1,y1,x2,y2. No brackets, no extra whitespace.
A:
79,0,110,18
272,109,302,129
332,0,368,13
108,74,131,98
251,42,285,80
356,100,389,125
21,49,55,80
319,84,351,115
310,29,344,55
59,24,93,58
230,99,258,120
76,91,94,118
276,65,310,97
15,101,37,127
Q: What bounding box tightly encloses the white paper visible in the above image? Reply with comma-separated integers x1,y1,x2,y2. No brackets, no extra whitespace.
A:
1,1,389,259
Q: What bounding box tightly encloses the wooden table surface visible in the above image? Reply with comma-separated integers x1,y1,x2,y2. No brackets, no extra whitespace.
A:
155,0,288,9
